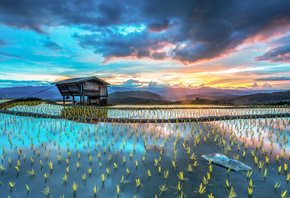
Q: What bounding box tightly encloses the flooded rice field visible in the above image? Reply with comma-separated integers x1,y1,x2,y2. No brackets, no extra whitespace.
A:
6,103,290,119
0,109,289,197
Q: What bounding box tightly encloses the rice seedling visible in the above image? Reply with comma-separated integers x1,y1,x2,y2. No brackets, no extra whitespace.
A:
15,166,20,173
247,171,253,179
186,164,193,172
172,181,183,195
227,167,231,174
265,157,269,164
100,174,105,183
177,172,188,181
225,179,231,189
107,154,112,162
284,163,288,172
274,182,281,190
197,183,206,195
93,185,99,196
72,181,78,192
209,165,212,173
82,173,86,181
9,181,15,190
0,165,6,172
48,161,53,171
264,169,267,178
43,186,50,196
62,173,68,183
228,187,237,198
190,153,196,160
30,157,34,164
135,178,142,188
116,185,120,196
248,187,253,196
278,165,282,174
159,185,168,195
281,190,288,198
146,170,152,178
172,160,176,170
26,169,34,176
208,193,214,198
25,184,29,192
154,159,158,166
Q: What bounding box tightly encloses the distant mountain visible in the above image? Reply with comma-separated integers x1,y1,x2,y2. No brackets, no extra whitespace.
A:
227,90,290,105
121,87,283,101
1,86,289,105
0,86,62,100
108,91,167,104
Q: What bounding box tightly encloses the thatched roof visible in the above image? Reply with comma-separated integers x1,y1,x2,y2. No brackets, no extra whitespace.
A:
53,76,110,85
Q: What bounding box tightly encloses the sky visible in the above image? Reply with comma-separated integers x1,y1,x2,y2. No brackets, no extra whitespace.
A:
0,0,290,89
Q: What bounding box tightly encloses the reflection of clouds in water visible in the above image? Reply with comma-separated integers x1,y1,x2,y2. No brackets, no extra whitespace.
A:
107,108,290,119
213,118,290,153
9,103,65,115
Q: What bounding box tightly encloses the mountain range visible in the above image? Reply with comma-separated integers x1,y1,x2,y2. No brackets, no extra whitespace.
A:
0,85,289,105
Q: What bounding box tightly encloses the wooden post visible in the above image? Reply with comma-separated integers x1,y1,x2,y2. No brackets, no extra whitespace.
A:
63,96,65,105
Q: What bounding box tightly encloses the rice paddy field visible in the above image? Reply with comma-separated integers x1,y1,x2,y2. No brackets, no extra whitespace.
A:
0,99,12,104
0,101,290,198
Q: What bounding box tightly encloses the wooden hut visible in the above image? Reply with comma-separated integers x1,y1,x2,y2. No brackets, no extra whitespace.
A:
53,76,110,105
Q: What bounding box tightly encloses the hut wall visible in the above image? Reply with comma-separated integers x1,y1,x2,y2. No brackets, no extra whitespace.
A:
100,85,107,96
83,81,107,96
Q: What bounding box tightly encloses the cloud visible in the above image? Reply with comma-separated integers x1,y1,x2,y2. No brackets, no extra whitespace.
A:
148,81,159,88
121,79,142,87
248,82,273,89
197,83,205,88
0,0,289,63
43,40,62,50
250,82,259,88
256,76,290,81
261,82,272,88
0,79,50,87
255,44,290,63
0,51,24,60
147,19,170,32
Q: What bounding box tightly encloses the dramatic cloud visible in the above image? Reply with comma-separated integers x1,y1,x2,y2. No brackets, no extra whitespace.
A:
256,76,290,81
0,0,289,63
147,19,171,32
0,0,290,89
255,44,290,63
